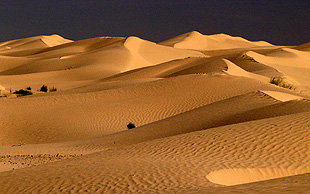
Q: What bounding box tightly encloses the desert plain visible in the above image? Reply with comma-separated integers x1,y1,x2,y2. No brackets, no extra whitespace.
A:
0,31,310,193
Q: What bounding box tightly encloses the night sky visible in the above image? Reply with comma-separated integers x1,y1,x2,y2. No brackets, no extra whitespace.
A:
1,0,309,45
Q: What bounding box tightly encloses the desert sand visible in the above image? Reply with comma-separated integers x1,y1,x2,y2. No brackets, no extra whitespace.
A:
0,31,310,193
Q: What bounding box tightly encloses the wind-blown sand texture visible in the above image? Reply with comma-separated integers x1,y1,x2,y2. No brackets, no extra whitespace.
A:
1,31,310,193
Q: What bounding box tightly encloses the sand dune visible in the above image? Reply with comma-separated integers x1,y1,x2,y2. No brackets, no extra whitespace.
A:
104,56,269,84
243,50,310,83
2,74,297,145
159,31,273,50
229,51,284,77
0,110,310,193
293,42,310,51
103,57,219,81
0,35,72,53
1,33,310,193
0,36,204,93
0,55,34,72
1,91,308,155
0,35,204,76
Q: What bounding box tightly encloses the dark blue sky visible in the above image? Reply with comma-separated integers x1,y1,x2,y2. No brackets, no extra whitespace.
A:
1,0,309,45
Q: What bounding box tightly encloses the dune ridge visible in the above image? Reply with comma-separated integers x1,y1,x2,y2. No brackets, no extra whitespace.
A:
1,32,310,193
159,31,273,50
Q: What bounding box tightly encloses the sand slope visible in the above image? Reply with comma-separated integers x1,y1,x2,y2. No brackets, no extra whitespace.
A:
204,173,310,194
0,35,204,76
159,31,273,50
0,36,205,94
2,74,300,145
0,35,72,52
1,33,310,193
234,49,310,96
0,110,309,193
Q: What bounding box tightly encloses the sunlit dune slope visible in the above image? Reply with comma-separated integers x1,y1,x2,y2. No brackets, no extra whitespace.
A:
0,74,299,145
159,31,273,50
228,49,310,95
0,32,310,193
204,173,310,194
0,35,204,76
0,110,309,193
0,34,72,52
104,57,226,82
0,35,204,93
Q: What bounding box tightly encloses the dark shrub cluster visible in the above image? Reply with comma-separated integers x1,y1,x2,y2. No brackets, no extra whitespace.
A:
270,77,296,90
11,85,58,97
40,85,48,92
13,87,32,97
49,87,57,92
39,85,57,92
127,122,136,129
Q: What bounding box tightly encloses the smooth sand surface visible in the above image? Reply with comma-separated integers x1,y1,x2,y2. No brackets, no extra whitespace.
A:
1,32,310,193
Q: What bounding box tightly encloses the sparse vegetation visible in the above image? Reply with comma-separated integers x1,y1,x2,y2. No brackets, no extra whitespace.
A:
39,85,48,92
49,87,57,92
127,122,136,129
270,76,296,90
39,85,57,92
13,89,32,97
12,86,33,97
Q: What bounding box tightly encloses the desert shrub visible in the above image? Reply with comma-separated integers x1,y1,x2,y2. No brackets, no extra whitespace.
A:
13,89,32,97
25,86,31,90
127,122,136,129
270,76,296,90
49,87,57,92
40,85,48,92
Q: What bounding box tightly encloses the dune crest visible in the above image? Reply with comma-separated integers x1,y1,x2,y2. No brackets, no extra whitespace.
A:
0,34,72,52
260,90,305,102
0,35,204,77
159,31,273,50
40,34,73,47
0,32,310,193
223,58,268,82
293,42,310,51
121,36,205,71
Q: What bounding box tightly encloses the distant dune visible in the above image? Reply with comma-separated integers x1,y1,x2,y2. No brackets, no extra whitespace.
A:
0,32,310,193
159,31,273,50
